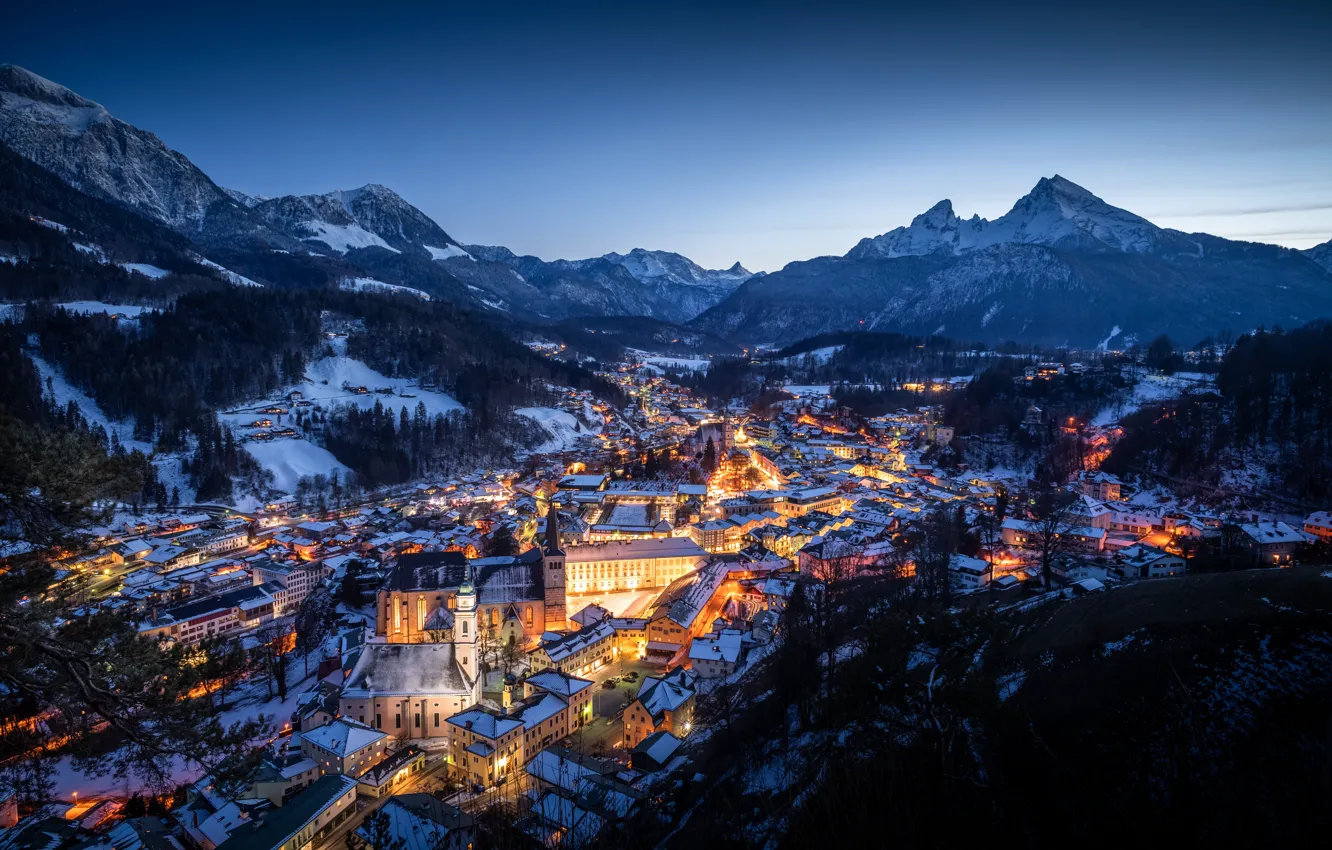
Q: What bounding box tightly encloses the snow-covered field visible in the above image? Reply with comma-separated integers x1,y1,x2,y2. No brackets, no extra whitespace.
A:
515,407,594,453
243,439,352,492
1093,372,1215,426
782,345,843,364
221,356,464,492
783,384,834,398
340,276,430,301
628,349,712,372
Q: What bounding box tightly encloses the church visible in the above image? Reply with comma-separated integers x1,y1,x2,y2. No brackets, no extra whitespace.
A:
375,511,567,645
340,571,485,737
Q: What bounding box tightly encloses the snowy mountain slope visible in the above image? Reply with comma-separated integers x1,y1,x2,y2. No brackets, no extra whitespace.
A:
1306,238,1332,273
445,246,751,321
0,65,241,235
695,176,1332,346
248,184,459,257
515,407,597,454
0,65,749,322
848,176,1165,259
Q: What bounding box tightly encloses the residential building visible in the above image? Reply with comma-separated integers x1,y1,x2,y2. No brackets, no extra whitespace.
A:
298,718,390,778
687,629,743,678
222,774,357,850
622,668,697,749
1240,521,1308,565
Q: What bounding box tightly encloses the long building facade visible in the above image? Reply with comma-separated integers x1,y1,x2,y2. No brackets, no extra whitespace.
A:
563,537,709,597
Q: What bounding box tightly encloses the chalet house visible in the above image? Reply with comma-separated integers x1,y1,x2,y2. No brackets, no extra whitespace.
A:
686,629,744,678
1240,521,1308,565
622,668,697,749
949,554,990,588
1115,545,1185,579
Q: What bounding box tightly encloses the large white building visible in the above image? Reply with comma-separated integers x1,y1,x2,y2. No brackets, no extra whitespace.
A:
564,537,708,596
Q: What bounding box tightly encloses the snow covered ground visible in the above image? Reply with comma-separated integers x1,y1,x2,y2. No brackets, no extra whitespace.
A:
782,345,843,364
300,220,399,254
221,356,463,493
195,257,262,287
1093,372,1215,426
118,263,171,279
56,301,154,317
243,439,352,493
426,243,473,261
340,276,430,301
48,671,310,800
515,407,595,453
783,384,834,398
28,352,197,502
627,349,712,372
28,354,152,454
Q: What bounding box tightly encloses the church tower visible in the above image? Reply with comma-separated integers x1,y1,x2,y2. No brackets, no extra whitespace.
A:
543,507,567,630
455,569,478,686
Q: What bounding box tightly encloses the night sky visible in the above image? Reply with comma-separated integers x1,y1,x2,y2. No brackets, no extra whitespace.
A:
3,0,1330,270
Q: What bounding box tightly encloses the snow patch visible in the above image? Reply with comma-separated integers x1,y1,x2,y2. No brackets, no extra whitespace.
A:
196,257,262,287
515,406,595,453
300,220,399,254
425,243,474,261
243,439,352,493
118,263,171,279
340,277,430,301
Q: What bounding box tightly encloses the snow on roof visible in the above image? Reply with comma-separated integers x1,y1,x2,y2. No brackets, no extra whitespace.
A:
353,797,450,850
687,631,742,664
449,708,521,740
300,718,387,757
342,644,471,697
564,537,707,564
632,730,684,767
1240,521,1308,545
525,750,595,793
525,669,595,698
637,669,696,722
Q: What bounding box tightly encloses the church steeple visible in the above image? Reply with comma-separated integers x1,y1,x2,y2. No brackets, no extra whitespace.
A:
542,506,567,630
545,505,565,556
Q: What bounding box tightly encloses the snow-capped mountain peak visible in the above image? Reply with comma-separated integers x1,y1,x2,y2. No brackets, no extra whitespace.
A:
848,175,1164,260
0,64,102,110
602,248,752,290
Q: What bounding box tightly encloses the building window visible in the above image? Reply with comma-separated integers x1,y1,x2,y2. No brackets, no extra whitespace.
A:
434,712,439,727
395,714,401,729
375,713,382,729
414,713,420,728
525,606,533,626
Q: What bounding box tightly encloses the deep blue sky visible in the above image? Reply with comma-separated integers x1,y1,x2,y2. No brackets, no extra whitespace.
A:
4,0,1330,270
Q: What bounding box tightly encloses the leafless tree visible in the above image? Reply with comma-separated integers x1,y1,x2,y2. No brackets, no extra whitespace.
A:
1028,489,1078,591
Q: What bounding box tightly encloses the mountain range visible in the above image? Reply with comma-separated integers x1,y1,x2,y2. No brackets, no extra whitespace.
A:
693,178,1332,346
0,64,750,322
2,63,1330,347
